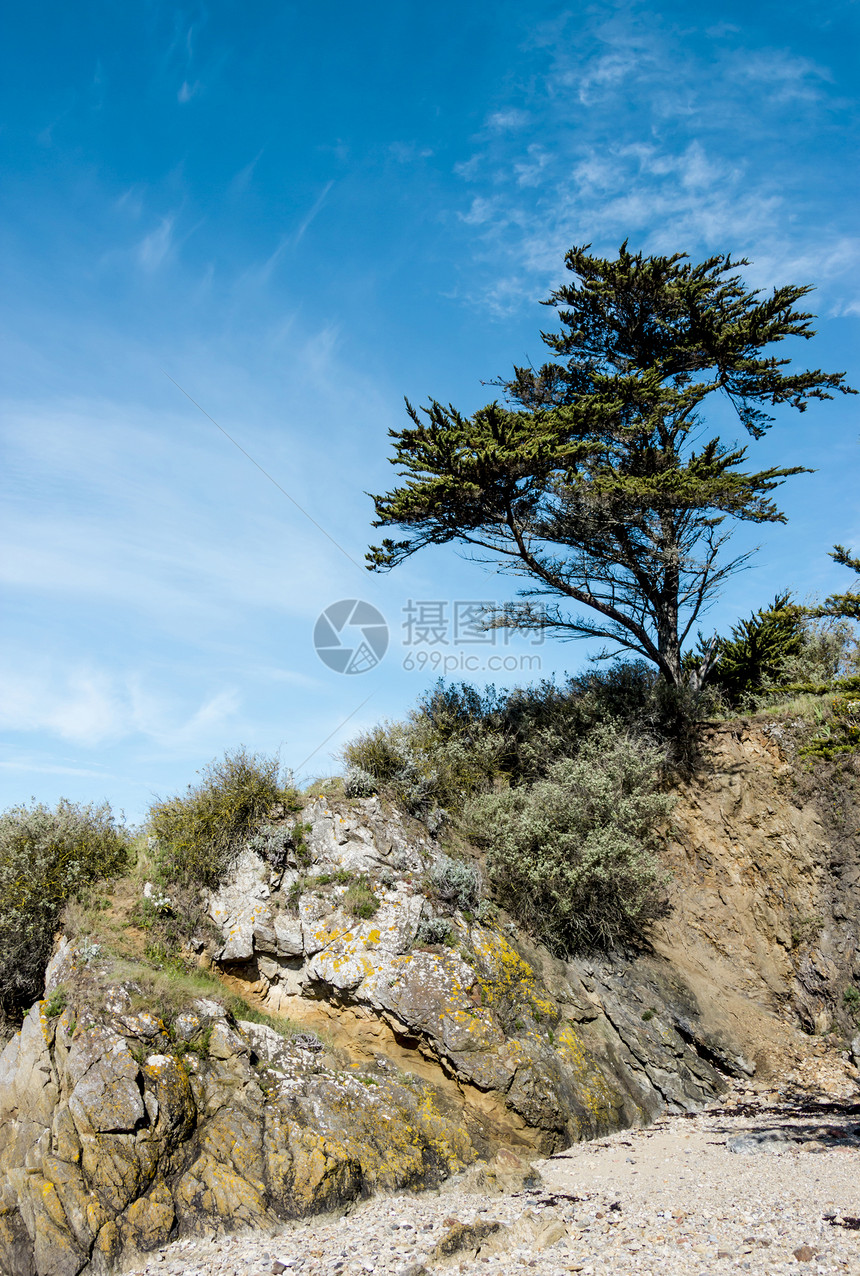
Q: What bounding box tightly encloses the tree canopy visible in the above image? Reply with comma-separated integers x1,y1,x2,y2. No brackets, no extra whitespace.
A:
813,546,860,622
368,243,855,685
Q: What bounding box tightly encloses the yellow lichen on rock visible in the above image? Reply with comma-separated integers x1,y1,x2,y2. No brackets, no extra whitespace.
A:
472,928,560,1026
120,1181,175,1252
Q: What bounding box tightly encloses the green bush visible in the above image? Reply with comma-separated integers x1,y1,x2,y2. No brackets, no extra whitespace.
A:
0,799,129,1022
148,747,298,890
343,766,379,798
342,710,505,825
706,593,860,710
708,594,804,706
343,666,715,824
463,725,673,953
423,853,482,914
799,695,860,761
782,616,860,686
343,876,380,919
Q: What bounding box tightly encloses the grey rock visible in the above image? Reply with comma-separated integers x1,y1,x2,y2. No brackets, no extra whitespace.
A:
728,1130,790,1153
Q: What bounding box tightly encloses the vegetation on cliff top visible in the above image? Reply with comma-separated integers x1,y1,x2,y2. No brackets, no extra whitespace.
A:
2,610,858,1027
148,746,300,890
0,799,130,1024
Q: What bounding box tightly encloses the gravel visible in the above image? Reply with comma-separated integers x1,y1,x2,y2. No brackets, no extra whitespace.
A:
125,1086,860,1276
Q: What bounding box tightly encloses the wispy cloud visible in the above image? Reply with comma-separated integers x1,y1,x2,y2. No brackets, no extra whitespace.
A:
447,9,855,314
293,180,334,245
572,49,646,106
388,142,434,163
178,79,201,103
486,108,529,131
0,665,241,749
249,181,335,283
0,759,118,780
729,48,832,102
229,149,265,193
0,398,361,632
137,215,175,270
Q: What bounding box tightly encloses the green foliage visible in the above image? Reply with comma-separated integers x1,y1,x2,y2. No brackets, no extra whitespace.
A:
148,748,299,891
44,988,68,1018
343,876,380,919
710,593,804,706
700,587,859,714
813,546,860,622
142,936,190,972
369,243,854,686
287,867,356,909
119,959,300,1041
343,665,714,833
414,914,454,947
287,873,315,908
477,667,710,773
779,615,860,687
248,821,313,868
343,706,505,826
314,868,355,887
799,696,860,761
343,766,379,799
463,725,673,953
0,799,129,1023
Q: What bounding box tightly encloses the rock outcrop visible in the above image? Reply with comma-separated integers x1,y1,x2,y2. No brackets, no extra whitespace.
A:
653,722,860,1052
0,985,479,1276
1,723,858,1275
205,794,734,1135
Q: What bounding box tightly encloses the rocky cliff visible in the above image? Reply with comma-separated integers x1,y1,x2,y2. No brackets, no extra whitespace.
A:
1,722,857,1276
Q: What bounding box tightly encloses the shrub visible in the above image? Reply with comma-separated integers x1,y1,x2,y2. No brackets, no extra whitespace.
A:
342,665,718,827
247,821,312,869
148,747,298,891
0,799,129,1022
800,696,860,761
463,725,673,953
423,853,482,914
705,593,860,711
44,988,68,1018
343,766,379,798
343,876,380,919
342,710,505,824
782,616,860,687
709,594,804,706
414,913,453,947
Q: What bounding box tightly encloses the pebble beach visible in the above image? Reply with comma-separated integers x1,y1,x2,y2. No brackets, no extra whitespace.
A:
125,1084,860,1276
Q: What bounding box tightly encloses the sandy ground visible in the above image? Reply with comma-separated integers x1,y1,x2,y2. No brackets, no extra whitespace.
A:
126,1084,860,1276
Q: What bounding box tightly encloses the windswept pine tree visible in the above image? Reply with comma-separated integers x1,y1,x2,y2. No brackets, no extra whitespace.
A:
369,244,855,687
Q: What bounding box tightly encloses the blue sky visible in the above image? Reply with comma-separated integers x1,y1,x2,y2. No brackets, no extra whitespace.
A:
2,1,858,822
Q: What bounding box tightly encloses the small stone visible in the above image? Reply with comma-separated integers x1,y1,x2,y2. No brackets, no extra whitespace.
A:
273,1263,287,1274
793,1245,818,1262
